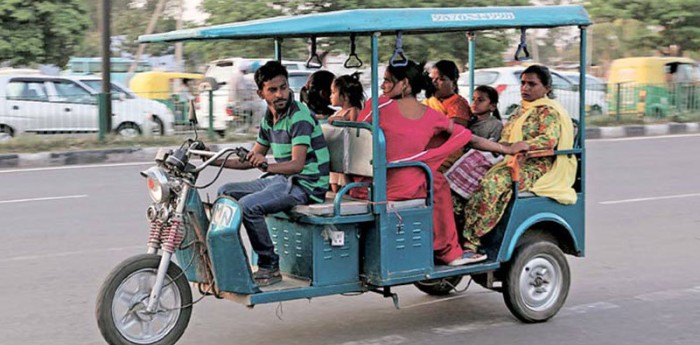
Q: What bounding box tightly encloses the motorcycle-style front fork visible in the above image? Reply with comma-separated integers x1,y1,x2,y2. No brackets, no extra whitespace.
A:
145,184,190,313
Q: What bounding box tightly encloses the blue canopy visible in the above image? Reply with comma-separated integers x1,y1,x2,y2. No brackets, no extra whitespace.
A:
139,5,591,43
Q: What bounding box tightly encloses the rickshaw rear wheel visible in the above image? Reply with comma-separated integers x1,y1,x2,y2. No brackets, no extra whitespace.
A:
96,254,192,345
502,240,570,323
414,276,463,296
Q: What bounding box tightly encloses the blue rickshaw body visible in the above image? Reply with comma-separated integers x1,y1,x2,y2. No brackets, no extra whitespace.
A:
144,5,590,306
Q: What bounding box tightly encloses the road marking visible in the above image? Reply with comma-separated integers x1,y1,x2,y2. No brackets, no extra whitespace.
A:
0,194,88,204
634,286,700,302
0,161,152,174
591,133,700,142
336,335,408,345
432,319,513,336
562,301,620,316
600,192,700,205
0,245,143,263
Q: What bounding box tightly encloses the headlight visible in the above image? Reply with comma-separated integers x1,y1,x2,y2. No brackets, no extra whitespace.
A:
144,167,172,203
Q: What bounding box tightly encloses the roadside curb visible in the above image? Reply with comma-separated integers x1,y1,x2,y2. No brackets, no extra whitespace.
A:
2,123,698,169
0,142,253,169
585,122,699,140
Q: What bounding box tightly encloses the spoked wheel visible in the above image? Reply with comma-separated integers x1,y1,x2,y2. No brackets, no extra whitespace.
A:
414,276,463,296
503,241,570,323
96,254,192,345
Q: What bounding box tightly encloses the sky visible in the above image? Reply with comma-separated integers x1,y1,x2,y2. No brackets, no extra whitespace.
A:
183,0,208,23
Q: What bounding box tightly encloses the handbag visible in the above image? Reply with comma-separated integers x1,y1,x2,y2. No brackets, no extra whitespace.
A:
445,149,503,199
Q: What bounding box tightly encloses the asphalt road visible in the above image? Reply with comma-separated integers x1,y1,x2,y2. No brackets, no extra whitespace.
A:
1,134,699,345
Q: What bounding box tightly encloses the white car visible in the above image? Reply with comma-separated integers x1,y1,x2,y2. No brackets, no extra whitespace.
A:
557,71,608,116
196,58,314,133
0,75,174,139
457,66,605,120
77,76,176,135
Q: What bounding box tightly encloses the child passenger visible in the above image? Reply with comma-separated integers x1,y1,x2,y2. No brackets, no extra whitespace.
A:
327,73,365,192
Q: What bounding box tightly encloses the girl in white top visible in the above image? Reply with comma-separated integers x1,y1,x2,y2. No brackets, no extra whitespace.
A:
327,73,365,192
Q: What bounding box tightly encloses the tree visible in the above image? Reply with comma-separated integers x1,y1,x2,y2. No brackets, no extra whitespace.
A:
75,0,181,58
196,0,530,70
585,0,700,56
0,0,90,67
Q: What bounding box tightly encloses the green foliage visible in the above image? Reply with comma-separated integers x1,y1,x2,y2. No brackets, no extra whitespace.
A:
197,0,529,70
586,0,700,56
0,0,89,67
75,0,179,58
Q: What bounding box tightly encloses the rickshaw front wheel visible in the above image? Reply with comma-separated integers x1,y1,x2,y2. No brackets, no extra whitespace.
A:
96,254,192,345
414,276,463,296
502,241,570,323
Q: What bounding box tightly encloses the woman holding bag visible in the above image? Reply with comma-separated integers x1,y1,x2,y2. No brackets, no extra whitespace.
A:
461,65,578,260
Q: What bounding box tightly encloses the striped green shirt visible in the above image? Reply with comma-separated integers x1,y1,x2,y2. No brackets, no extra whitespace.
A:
257,100,330,203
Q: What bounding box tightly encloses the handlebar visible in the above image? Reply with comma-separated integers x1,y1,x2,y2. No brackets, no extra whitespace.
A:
188,147,267,173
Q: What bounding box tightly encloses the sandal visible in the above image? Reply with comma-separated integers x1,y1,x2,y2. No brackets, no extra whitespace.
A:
253,267,282,286
448,251,487,266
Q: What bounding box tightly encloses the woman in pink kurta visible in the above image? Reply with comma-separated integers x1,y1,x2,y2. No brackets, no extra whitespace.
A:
350,61,529,266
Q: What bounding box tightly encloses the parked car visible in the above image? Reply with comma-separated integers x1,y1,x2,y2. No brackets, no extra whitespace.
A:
196,58,314,133
457,66,601,120
0,75,174,139
557,71,608,116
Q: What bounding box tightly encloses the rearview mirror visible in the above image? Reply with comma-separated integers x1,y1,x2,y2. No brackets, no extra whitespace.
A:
198,77,220,92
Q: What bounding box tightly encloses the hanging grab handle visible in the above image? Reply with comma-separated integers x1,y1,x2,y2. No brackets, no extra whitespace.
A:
344,34,363,69
306,36,322,68
389,32,408,67
514,28,531,61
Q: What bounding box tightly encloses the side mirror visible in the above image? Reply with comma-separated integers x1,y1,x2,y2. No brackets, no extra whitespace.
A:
571,84,580,92
198,77,220,92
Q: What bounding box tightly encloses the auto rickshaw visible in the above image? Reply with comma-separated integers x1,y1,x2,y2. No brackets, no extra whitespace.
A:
96,5,590,345
129,71,205,124
607,57,700,117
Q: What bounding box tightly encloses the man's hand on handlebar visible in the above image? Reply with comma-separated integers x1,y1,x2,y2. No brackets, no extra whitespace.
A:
247,151,268,171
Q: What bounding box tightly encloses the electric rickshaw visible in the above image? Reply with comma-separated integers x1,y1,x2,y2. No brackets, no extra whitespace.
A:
96,5,590,345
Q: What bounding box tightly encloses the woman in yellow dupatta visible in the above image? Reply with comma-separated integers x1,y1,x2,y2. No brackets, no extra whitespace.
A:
461,65,577,260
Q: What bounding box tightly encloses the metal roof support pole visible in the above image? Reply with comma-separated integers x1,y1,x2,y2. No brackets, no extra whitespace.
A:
274,38,283,61
579,26,587,193
370,32,387,206
467,31,476,101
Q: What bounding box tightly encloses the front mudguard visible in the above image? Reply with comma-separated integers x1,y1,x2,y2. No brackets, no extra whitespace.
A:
207,196,260,294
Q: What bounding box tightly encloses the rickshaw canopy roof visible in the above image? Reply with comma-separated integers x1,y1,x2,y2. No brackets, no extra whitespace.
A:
139,5,591,43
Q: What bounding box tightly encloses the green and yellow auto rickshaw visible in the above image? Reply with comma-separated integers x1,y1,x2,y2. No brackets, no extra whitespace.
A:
129,71,204,124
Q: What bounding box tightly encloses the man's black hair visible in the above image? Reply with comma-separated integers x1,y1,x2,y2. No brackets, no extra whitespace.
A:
254,60,288,90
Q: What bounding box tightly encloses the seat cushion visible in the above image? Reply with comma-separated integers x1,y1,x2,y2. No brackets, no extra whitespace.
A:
292,193,426,217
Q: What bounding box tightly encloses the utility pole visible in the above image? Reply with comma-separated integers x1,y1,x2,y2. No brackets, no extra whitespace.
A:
175,0,184,71
100,0,112,141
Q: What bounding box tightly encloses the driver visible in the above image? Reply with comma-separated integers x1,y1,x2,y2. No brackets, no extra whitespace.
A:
214,61,330,286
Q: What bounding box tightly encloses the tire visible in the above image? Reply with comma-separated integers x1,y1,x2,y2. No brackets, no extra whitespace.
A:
150,117,165,136
116,122,142,137
0,125,14,142
414,276,463,296
96,254,192,345
502,241,570,323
